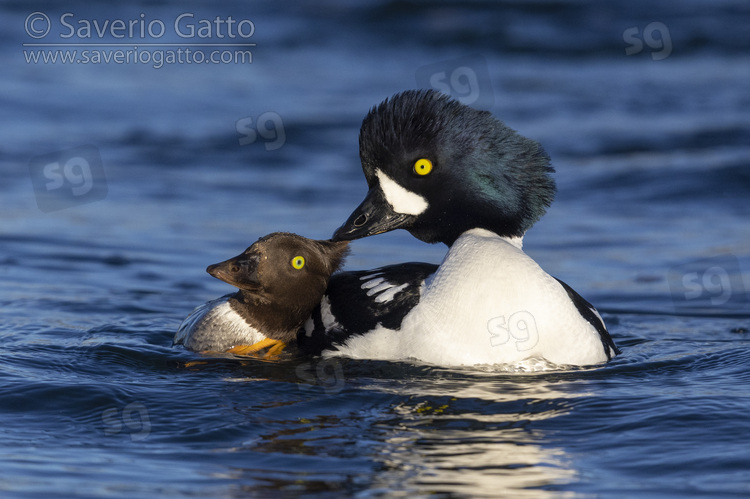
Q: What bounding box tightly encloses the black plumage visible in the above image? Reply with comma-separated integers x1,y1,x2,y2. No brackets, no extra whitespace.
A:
298,262,438,355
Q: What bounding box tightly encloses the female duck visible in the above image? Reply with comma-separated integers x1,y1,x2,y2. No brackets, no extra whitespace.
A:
175,232,348,356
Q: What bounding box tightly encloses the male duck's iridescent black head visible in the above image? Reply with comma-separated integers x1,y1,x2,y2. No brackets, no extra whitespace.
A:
333,89,556,246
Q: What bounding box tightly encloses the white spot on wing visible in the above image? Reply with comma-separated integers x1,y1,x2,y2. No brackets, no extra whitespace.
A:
319,295,341,331
361,277,385,290
303,316,314,337
376,169,428,216
361,276,411,303
374,283,409,303
367,281,395,296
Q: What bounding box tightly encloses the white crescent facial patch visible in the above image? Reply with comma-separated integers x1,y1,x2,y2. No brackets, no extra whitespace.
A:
375,169,428,216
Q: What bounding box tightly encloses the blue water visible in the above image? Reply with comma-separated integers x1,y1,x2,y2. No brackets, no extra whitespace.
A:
2,1,750,497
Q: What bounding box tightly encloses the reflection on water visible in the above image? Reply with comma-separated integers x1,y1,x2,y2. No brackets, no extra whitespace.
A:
371,371,588,496
185,357,593,496
377,429,577,497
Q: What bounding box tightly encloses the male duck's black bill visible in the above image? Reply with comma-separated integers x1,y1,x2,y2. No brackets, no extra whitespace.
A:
332,187,413,241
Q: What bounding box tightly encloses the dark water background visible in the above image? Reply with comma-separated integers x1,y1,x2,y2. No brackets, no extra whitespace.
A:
2,1,749,497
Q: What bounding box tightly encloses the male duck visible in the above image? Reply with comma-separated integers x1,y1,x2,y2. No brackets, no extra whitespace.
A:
305,89,619,367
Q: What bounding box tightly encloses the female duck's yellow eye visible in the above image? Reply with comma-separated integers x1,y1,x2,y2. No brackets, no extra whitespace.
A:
414,158,433,176
291,256,305,270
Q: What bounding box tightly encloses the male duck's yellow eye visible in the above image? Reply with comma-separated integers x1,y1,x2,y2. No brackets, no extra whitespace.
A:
414,158,433,176
291,256,305,270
